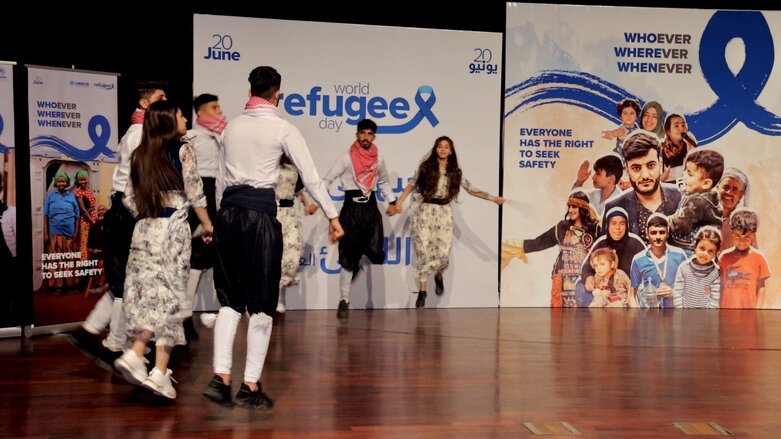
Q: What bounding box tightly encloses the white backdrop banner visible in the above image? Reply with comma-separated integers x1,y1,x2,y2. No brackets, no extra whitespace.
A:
0,62,13,153
502,4,781,308
27,67,118,161
194,15,502,310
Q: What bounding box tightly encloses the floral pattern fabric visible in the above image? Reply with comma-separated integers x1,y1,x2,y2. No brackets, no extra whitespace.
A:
277,163,304,288
122,141,205,347
74,186,96,262
410,171,476,279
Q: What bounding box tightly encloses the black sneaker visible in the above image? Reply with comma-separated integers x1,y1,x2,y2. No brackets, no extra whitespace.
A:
65,328,101,360
415,291,427,308
234,382,274,409
434,273,445,296
336,300,349,320
96,347,123,374
203,375,233,407
183,317,199,341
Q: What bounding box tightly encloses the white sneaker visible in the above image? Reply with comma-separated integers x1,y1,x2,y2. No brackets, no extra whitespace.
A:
114,350,148,386
105,340,151,355
142,367,177,399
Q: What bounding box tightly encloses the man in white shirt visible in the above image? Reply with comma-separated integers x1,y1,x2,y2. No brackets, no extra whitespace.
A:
182,93,226,341
203,66,343,410
322,119,399,320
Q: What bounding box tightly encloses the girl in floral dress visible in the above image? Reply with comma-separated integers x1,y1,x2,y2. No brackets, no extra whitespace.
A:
113,101,213,400
396,136,504,308
275,155,317,313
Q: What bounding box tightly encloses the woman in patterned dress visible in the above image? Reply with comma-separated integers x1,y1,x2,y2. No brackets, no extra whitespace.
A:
396,136,504,308
275,154,317,313
113,101,213,400
501,191,599,307
73,169,96,292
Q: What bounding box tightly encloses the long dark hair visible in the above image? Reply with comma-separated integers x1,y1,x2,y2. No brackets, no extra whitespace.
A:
130,100,184,218
416,136,462,202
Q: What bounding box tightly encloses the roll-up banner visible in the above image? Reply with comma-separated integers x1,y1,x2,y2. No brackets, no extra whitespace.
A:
28,66,118,326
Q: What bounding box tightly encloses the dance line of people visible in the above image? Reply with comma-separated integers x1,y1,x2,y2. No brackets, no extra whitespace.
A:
67,65,504,408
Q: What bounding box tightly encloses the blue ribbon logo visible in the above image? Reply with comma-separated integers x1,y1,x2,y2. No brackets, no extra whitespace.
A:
30,115,114,160
688,10,781,142
353,86,439,134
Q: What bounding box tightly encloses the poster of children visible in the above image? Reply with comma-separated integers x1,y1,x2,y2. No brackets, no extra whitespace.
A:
501,4,781,309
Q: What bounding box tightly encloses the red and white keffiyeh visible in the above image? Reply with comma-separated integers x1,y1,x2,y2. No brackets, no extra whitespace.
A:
350,140,378,194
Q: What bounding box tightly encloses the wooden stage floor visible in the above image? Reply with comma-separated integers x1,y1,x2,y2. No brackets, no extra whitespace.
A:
2,307,781,438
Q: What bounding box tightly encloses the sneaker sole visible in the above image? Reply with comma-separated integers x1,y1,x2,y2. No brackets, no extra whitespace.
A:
234,399,273,410
142,380,176,400
203,389,234,407
114,358,146,386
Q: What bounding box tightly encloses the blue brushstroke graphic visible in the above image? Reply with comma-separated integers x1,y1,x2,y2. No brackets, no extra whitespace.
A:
30,115,113,160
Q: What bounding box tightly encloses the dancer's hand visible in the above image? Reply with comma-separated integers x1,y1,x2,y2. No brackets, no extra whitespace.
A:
328,218,345,243
201,223,214,244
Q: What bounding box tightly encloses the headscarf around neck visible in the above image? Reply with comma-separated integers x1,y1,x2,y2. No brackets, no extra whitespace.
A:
350,140,379,194
196,114,228,135
243,96,281,117
130,108,145,125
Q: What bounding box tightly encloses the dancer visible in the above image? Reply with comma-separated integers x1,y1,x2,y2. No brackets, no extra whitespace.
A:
396,135,503,308
322,118,398,320
113,100,213,400
276,154,318,313
203,66,343,409
69,80,167,365
183,93,226,340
